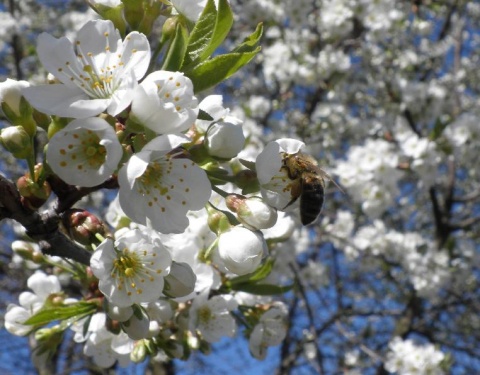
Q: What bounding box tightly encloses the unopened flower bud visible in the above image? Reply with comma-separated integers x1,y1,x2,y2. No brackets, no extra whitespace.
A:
217,226,267,275
137,0,164,35
0,126,32,159
206,204,233,235
11,240,37,261
87,0,126,35
0,79,35,130
122,0,146,30
106,303,133,322
205,117,245,159
226,195,278,230
144,338,158,355
0,79,29,115
35,326,62,343
17,171,51,210
122,305,150,340
130,339,148,363
163,261,196,298
63,209,106,246
162,16,179,41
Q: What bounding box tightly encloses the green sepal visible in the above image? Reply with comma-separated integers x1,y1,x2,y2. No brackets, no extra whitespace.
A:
23,301,97,326
222,259,293,295
182,0,233,70
198,108,214,121
238,158,257,172
229,258,274,285
162,22,189,71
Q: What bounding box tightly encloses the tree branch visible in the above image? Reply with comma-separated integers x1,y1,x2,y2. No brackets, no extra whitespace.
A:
0,174,92,265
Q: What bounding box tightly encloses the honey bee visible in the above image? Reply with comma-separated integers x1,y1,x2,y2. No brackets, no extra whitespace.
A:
282,152,332,225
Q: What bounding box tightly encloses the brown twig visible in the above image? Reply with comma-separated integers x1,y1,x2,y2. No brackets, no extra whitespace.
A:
0,174,92,265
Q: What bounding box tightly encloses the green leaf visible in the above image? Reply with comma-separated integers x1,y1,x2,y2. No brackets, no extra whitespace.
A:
230,258,274,285
231,282,294,295
182,0,233,69
185,23,262,93
187,49,260,93
161,23,189,71
230,22,263,54
24,302,97,326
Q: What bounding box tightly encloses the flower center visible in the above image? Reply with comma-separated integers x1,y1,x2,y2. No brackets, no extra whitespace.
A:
58,129,107,170
55,32,127,99
136,160,171,209
113,249,141,276
111,248,146,296
198,306,213,324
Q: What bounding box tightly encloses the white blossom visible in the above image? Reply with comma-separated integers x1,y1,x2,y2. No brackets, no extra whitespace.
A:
118,134,211,234
23,20,150,118
5,271,61,336
47,117,123,187
256,138,305,211
189,293,237,343
90,229,172,307
130,71,198,134
385,337,446,375
249,302,288,360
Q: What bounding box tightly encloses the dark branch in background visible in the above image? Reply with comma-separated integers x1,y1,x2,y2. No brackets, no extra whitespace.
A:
437,0,458,41
0,174,92,265
8,0,24,80
277,296,299,375
429,186,449,248
402,109,422,137
289,263,324,374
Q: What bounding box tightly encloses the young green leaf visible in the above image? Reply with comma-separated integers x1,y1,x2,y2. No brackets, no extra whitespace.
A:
182,0,233,70
231,22,263,54
185,23,263,92
162,23,189,71
23,302,97,326
187,49,260,93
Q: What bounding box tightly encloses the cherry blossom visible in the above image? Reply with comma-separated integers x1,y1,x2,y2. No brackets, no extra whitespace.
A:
46,117,123,187
90,229,172,307
118,134,211,234
22,19,150,118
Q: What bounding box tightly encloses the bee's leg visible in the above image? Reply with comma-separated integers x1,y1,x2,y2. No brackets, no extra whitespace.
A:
281,165,298,180
282,179,302,209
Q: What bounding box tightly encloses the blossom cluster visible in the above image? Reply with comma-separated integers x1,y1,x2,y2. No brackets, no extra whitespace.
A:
1,6,306,369
385,337,447,375
2,0,474,373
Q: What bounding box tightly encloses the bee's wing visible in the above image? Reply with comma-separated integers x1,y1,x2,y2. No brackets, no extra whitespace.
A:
317,167,345,194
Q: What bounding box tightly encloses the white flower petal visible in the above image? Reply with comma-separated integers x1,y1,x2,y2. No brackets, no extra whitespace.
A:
23,85,110,118
256,140,281,185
